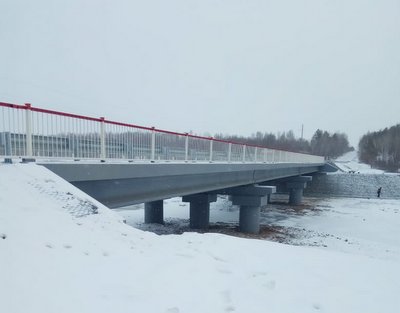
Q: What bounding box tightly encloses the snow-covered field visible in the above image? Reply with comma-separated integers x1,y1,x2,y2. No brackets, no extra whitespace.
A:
1,163,400,313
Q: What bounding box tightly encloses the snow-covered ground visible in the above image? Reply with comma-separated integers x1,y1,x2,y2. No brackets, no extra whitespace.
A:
116,196,400,262
334,151,384,174
1,163,400,313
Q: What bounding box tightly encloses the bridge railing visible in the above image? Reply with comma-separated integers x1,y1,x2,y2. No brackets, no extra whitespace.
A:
0,102,324,164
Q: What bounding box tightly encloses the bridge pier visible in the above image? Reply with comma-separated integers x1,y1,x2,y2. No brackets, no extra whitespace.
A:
229,185,276,234
286,176,312,205
182,194,217,229
144,200,164,224
239,205,262,234
289,186,304,205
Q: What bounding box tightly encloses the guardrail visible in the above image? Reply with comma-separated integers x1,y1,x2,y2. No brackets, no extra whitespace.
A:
0,102,324,164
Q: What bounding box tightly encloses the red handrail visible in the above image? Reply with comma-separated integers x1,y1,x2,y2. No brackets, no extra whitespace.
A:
0,101,319,156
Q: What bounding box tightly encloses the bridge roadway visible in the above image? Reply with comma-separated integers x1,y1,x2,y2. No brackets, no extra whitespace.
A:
41,161,335,233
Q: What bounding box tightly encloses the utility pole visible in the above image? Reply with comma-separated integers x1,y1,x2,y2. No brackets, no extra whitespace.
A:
301,124,304,140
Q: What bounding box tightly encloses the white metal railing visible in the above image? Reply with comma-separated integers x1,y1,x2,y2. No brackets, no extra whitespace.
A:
0,102,325,164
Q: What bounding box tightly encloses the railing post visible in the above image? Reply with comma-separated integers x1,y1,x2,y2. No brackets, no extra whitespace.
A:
100,117,106,160
263,149,266,163
25,103,33,157
242,145,246,163
228,143,232,163
184,133,189,162
151,127,156,162
209,137,213,162
254,147,258,163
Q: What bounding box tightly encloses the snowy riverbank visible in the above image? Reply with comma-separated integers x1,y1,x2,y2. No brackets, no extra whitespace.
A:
1,163,400,313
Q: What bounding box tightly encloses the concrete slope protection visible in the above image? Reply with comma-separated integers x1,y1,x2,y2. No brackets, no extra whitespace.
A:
306,173,400,199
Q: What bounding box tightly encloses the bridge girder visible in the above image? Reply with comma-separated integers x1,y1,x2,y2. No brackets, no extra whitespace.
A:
41,162,326,208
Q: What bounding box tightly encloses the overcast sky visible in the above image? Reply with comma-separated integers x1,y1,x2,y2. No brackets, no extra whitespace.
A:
1,0,399,146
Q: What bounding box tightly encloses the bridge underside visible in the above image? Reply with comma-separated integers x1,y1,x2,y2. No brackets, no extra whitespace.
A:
42,162,325,208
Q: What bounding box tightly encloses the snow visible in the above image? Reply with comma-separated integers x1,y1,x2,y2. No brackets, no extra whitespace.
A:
1,163,400,313
334,151,384,174
117,196,400,261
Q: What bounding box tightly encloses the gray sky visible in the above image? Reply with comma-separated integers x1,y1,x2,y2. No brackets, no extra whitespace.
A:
1,0,399,146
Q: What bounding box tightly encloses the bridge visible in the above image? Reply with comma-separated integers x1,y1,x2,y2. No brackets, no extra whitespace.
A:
0,101,336,233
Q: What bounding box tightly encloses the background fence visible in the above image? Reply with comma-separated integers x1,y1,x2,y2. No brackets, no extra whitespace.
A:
0,102,324,164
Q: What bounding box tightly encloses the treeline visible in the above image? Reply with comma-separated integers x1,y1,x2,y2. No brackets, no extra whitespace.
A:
358,124,400,171
310,130,353,158
214,129,353,158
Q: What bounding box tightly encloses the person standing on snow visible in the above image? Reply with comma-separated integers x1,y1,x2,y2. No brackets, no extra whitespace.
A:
377,187,382,198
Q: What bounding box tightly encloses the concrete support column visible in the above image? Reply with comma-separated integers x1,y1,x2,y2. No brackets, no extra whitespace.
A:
285,176,312,206
229,185,276,234
190,201,210,229
239,205,260,233
182,194,217,229
289,187,304,205
144,200,164,224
